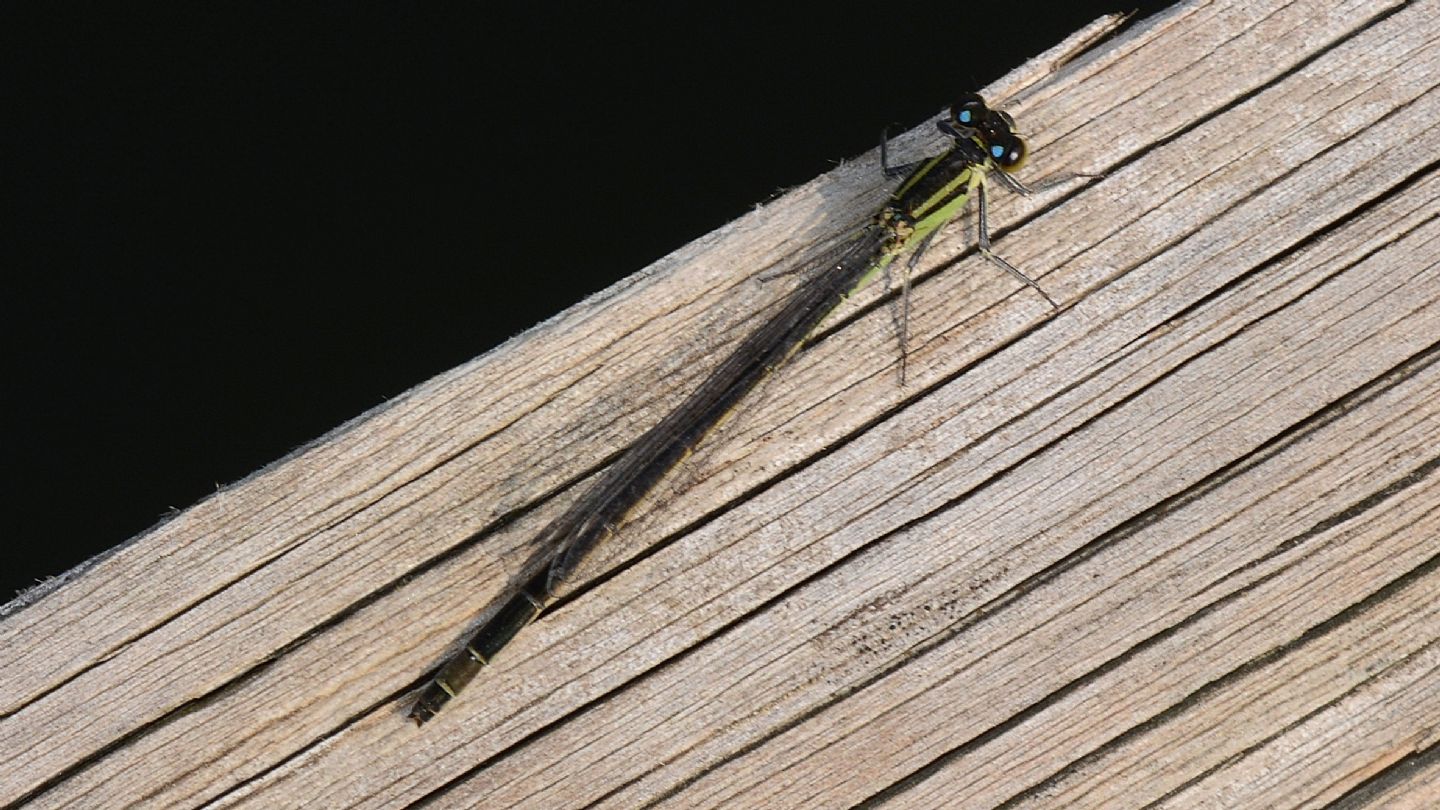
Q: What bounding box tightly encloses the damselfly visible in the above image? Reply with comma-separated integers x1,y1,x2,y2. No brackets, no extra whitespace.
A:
410,93,1087,724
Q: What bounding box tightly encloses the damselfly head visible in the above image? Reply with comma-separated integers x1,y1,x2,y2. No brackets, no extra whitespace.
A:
946,93,1028,173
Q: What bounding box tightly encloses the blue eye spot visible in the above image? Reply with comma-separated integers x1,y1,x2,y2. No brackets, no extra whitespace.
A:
958,110,973,123
991,144,1005,158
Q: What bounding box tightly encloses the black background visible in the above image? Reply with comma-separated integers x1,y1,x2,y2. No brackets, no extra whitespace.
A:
2,2,1174,600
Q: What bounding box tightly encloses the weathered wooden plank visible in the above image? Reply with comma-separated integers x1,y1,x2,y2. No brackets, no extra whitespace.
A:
2,0,1437,807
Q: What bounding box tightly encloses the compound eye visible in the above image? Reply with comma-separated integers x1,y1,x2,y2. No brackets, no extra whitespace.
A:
950,93,987,128
993,134,1028,170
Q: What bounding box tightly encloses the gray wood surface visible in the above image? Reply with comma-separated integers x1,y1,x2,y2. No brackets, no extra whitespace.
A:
4,1,1439,807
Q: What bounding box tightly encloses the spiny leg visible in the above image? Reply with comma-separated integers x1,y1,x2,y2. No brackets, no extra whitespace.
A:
891,231,938,385
994,165,1103,196
880,125,925,179
976,180,1059,309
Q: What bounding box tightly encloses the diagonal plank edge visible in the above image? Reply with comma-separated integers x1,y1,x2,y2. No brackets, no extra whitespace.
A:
3,1,1439,808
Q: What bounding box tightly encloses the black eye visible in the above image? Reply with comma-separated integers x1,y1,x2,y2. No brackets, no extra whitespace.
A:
950,93,987,128
993,134,1027,170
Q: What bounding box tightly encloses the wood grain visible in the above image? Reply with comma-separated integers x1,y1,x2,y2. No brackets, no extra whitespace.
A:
3,1,1438,807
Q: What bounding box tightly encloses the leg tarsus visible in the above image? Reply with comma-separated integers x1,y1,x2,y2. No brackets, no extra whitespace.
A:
976,181,1060,310
880,125,924,178
892,231,937,385
998,167,1104,196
